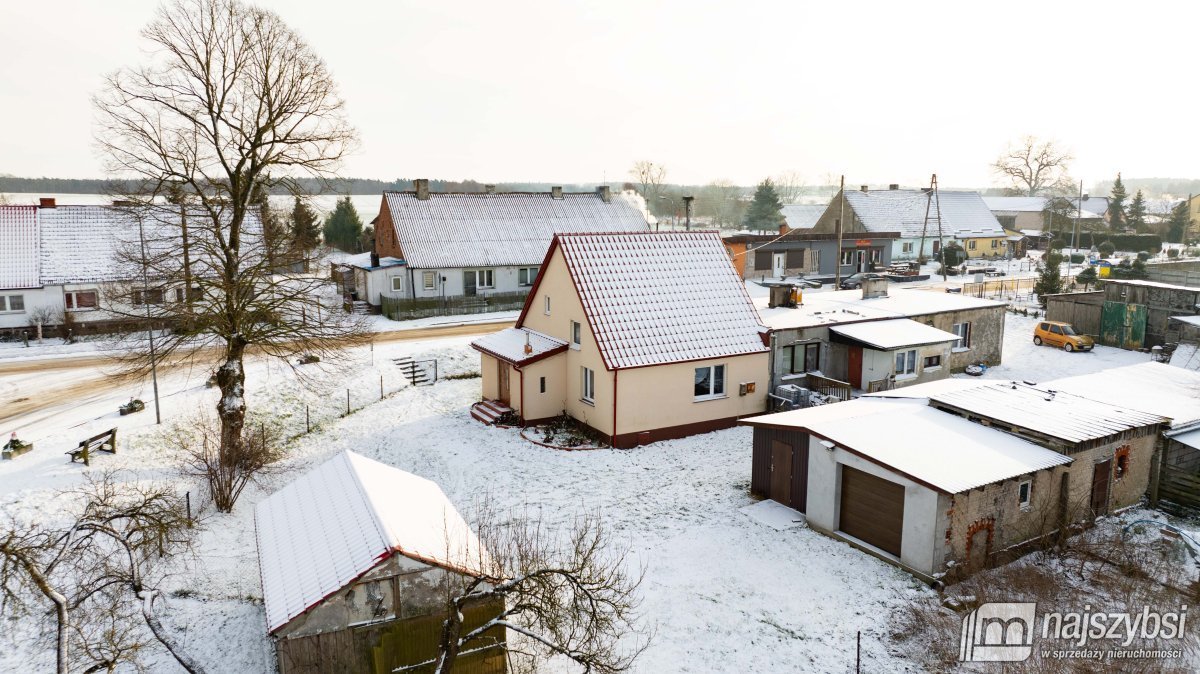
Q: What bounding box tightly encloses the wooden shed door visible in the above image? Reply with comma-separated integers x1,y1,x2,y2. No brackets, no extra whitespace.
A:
848,346,863,389
839,465,904,557
1090,459,1112,516
770,441,792,506
497,361,510,405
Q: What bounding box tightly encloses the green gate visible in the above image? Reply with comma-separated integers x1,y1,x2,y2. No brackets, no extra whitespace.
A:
1099,301,1147,349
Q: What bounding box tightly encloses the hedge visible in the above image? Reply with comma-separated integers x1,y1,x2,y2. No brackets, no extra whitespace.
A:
1074,232,1162,252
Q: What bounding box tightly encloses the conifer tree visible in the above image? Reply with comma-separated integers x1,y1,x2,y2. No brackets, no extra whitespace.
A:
742,179,785,230
1035,249,1064,305
1166,201,1191,243
322,196,364,252
1127,189,1147,232
291,197,321,252
1108,173,1127,230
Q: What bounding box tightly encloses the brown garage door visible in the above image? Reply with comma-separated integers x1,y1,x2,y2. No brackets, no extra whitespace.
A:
839,465,904,557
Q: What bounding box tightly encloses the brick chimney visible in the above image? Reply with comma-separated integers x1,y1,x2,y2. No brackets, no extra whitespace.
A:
860,185,868,192
778,223,791,236
370,251,380,267
551,186,563,200
39,197,56,208
888,184,899,190
413,179,430,201
862,277,889,299
484,184,496,194
596,185,611,203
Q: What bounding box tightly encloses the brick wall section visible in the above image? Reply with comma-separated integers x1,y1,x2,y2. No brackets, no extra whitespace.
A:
914,305,1006,370
373,196,404,260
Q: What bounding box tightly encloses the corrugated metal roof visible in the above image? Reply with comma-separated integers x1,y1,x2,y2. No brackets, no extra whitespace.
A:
931,382,1166,443
555,231,768,369
254,451,485,634
471,327,567,365
781,203,827,229
830,318,959,350
383,191,650,269
0,206,39,289
844,189,1005,238
1045,362,1200,429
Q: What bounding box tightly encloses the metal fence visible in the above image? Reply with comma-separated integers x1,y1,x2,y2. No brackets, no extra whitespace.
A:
379,290,529,321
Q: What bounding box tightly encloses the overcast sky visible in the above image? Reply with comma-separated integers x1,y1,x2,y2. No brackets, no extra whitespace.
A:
2,1,1196,189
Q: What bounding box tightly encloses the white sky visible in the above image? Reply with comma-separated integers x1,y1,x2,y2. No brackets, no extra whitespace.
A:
2,0,1197,189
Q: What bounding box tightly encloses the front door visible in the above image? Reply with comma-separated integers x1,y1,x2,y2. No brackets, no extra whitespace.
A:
857,250,868,272
770,440,792,506
497,360,510,405
1090,460,1112,516
848,345,864,389
464,270,477,297
773,253,786,277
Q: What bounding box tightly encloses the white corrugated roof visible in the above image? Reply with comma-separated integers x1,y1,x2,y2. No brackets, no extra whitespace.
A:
759,286,1004,330
843,189,1005,239
1172,315,1200,328
1106,279,1200,293
471,327,567,365
830,318,959,350
552,231,768,369
1171,342,1200,371
254,451,485,634
745,399,1072,493
382,191,650,269
781,203,827,230
864,377,989,399
1170,428,1200,451
0,206,39,289
931,382,1166,443
1045,362,1200,429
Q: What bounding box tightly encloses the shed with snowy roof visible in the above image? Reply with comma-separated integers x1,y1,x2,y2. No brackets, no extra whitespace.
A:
255,450,505,674
470,231,769,448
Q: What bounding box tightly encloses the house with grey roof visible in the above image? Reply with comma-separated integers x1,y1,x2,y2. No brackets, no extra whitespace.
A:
361,180,651,315
810,186,1007,262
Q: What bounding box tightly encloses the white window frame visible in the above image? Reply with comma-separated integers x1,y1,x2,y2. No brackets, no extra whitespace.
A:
968,239,977,250
951,322,971,350
895,349,917,376
581,366,595,404
840,250,853,265
570,320,581,349
392,276,405,292
694,364,727,401
544,295,551,315
1018,480,1032,510
64,289,99,312
422,271,435,290
0,294,25,313
518,267,538,287
902,242,914,253
477,269,495,289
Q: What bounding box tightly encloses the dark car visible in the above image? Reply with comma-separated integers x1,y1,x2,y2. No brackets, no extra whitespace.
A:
839,272,885,290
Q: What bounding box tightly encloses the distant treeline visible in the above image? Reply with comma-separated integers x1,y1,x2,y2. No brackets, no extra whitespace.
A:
1,176,665,195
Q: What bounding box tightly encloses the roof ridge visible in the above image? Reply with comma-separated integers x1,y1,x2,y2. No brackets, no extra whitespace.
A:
339,451,397,550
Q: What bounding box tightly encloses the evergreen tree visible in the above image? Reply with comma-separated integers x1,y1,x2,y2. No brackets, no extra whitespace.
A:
1035,250,1064,305
322,196,364,252
1166,201,1191,243
291,197,321,252
742,179,785,230
1108,172,1127,230
1075,265,1098,290
1127,189,1148,232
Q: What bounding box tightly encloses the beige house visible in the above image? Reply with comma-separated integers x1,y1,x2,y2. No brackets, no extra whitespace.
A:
471,231,769,448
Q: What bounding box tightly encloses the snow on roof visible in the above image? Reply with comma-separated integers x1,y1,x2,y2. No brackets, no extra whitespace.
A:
1170,428,1200,451
381,191,650,269
471,327,568,365
759,286,1004,331
931,382,1166,443
0,206,39,289
1171,315,1200,328
347,254,404,270
745,399,1072,493
983,196,1048,213
255,451,485,634
781,203,827,230
843,189,1005,239
830,318,958,350
1105,279,1200,293
1044,362,1200,429
552,231,768,369
1171,342,1200,371
863,377,989,399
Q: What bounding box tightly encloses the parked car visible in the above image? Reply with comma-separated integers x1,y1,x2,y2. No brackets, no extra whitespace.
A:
839,273,885,290
1033,321,1094,352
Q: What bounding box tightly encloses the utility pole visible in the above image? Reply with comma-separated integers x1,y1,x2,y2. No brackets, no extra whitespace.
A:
135,209,162,425
683,196,694,231
835,175,845,288
1069,179,1083,280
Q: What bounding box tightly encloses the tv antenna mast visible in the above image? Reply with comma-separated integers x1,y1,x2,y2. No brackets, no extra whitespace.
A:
917,174,947,281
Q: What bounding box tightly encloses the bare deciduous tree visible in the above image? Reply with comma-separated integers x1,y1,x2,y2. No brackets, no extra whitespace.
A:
93,0,368,511
697,180,744,228
168,408,285,513
0,473,199,674
772,170,806,204
629,160,667,205
27,305,59,342
992,136,1074,196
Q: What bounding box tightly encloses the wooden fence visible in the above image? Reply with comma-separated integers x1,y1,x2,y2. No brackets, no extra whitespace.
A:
805,373,852,401
380,291,529,321
1156,440,1200,516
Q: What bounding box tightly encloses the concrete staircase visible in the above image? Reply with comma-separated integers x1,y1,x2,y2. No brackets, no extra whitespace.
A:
471,399,514,425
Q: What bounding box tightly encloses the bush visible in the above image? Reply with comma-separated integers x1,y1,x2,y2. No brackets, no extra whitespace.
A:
1136,251,1150,262
1077,232,1161,252
1069,253,1085,263
1098,241,1116,256
1049,237,1066,250
1168,248,1180,259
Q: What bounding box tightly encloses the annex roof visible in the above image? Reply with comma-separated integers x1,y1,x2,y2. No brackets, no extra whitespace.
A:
781,203,828,230
1171,315,1200,328
380,191,650,270
1104,279,1200,293
744,399,1072,493
0,206,39,289
1044,362,1200,430
255,451,485,634
930,382,1167,444
863,377,989,398
830,318,959,350
547,231,768,369
1171,342,1200,371
843,189,1005,239
758,286,1004,331
471,327,568,366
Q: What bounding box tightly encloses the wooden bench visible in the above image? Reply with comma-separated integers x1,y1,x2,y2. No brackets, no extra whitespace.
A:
67,428,118,466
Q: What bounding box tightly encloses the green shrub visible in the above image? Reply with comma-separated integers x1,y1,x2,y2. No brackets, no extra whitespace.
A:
1070,253,1085,263
1098,241,1116,256
1168,248,1180,259
1136,251,1150,262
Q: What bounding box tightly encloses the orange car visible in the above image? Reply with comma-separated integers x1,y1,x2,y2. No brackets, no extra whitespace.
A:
1034,321,1094,352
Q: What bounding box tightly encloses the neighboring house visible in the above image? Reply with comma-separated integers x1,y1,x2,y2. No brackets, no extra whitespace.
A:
255,451,503,674
470,231,769,448
0,199,261,336
360,180,650,310
811,187,1006,261
744,382,1165,579
983,196,1108,234
723,227,898,279
781,203,828,231
1045,279,1200,349
758,280,1006,394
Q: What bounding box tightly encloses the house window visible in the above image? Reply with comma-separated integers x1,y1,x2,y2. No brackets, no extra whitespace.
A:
581,367,595,403
391,276,405,292
951,322,971,349
539,376,546,394
544,295,551,315
518,267,539,287
570,320,581,348
991,239,999,249
477,269,495,288
968,240,977,250
694,364,726,400
895,349,917,376
840,250,853,265
902,242,913,253
64,290,98,311
782,342,820,374
870,248,881,263
422,271,435,290
1018,480,1032,509
1114,445,1131,480
0,295,25,313
132,288,166,306
924,355,941,368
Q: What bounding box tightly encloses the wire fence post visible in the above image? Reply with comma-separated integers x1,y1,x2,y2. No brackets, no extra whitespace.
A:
380,375,384,400
305,405,311,433
856,631,861,673
346,389,351,416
